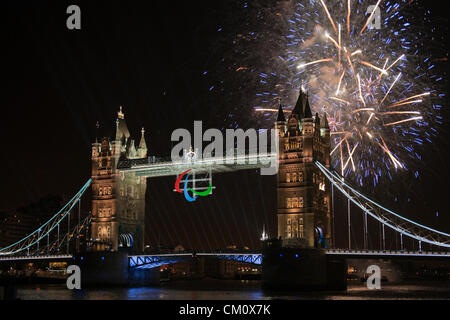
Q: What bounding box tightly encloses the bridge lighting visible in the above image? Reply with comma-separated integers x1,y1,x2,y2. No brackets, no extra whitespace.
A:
260,225,269,241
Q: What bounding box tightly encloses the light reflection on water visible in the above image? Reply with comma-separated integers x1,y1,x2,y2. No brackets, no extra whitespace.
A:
15,280,450,300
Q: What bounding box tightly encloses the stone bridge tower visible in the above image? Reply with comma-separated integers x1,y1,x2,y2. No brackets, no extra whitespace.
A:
275,90,332,248
90,107,148,253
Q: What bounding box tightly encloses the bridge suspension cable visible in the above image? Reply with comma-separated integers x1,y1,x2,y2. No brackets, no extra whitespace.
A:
315,162,450,249
0,179,92,256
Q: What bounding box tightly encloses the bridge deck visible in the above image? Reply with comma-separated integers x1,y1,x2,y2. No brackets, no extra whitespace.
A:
1,250,448,264
118,154,277,178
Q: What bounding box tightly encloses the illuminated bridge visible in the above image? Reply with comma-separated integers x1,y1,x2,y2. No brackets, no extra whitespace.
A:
1,159,449,269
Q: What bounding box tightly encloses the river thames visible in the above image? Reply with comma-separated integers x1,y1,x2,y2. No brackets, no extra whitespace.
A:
14,279,450,300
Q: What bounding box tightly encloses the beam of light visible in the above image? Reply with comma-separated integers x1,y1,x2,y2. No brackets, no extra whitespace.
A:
331,131,347,135
343,140,358,172
383,116,423,127
387,92,430,106
338,24,342,64
379,73,402,107
347,0,351,35
385,54,405,72
297,58,333,69
255,108,278,112
340,138,344,176
353,108,375,114
366,113,376,125
331,137,347,155
319,0,337,34
377,58,390,79
360,61,388,75
357,74,366,106
360,0,382,35
336,68,346,95
379,111,421,115
378,137,403,169
387,100,423,108
326,33,341,50
330,96,350,105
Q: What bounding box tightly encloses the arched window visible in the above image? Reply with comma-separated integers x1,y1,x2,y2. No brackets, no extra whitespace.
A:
292,172,297,182
286,173,291,183
98,226,103,240
299,197,304,208
286,198,292,208
293,220,298,238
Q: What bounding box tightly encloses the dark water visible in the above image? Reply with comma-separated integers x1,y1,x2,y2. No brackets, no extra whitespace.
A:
15,279,450,300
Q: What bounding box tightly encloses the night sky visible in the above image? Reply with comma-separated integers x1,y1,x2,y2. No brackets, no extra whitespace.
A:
0,0,449,251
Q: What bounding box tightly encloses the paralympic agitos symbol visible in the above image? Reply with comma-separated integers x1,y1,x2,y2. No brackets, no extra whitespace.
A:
175,169,212,202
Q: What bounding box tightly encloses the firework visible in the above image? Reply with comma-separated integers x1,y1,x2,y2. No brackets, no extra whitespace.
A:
253,0,443,187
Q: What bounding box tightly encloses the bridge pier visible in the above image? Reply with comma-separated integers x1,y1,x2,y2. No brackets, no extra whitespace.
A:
261,240,347,291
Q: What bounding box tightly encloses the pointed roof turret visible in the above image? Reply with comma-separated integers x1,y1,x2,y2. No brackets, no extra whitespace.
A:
95,121,100,143
138,127,148,158
321,113,330,129
303,93,313,119
118,106,125,119
127,140,138,159
292,89,307,118
139,127,147,150
115,106,130,143
115,118,120,141
276,101,286,122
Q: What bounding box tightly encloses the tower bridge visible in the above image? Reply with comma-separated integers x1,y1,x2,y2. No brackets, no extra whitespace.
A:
1,90,449,288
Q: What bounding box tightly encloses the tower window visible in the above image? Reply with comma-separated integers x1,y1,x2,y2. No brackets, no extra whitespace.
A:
286,173,291,183
299,197,304,208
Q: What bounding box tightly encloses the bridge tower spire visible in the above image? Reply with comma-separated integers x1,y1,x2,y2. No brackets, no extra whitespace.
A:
276,90,332,249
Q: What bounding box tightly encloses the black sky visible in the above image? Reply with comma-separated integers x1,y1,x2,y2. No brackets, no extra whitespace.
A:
0,0,448,250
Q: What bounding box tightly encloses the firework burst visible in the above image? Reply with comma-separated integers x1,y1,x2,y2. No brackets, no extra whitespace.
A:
253,0,444,187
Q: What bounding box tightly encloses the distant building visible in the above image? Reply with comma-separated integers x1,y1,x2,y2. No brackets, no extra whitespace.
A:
0,196,62,250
